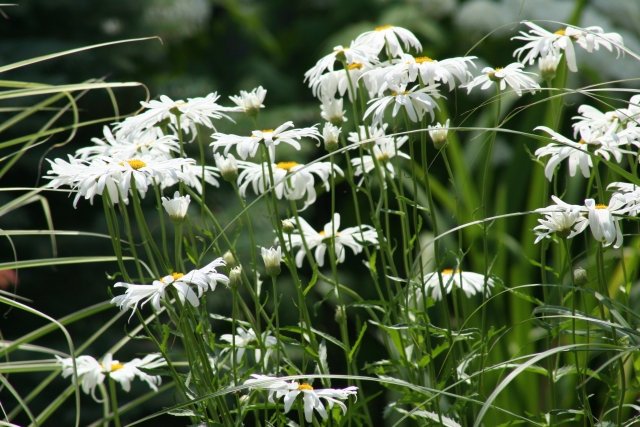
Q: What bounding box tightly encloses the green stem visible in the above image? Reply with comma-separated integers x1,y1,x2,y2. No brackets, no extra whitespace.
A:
107,376,121,427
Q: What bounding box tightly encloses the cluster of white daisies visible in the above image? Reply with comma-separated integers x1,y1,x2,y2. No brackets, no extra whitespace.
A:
51,21,632,422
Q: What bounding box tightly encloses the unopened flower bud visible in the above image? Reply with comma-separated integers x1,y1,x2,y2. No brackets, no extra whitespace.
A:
428,119,450,150
223,250,235,268
321,97,348,128
538,52,562,81
261,247,282,277
573,267,588,286
334,305,346,323
322,122,340,153
161,191,190,225
229,86,266,119
282,219,296,234
214,153,238,182
229,266,243,289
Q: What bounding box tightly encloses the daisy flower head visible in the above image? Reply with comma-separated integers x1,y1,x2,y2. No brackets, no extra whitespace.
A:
55,353,164,401
77,125,179,161
111,259,229,320
168,162,220,195
304,41,379,89
281,213,378,268
114,93,236,137
354,24,422,57
351,135,410,183
261,246,282,276
244,375,358,423
534,126,631,181
310,62,374,101
463,63,540,96
322,122,341,153
162,191,190,224
533,195,588,243
423,269,495,301
364,83,441,127
219,327,277,364
347,123,392,150
211,121,321,161
585,194,630,248
428,119,450,150
364,54,474,96
229,86,266,118
236,160,343,210
44,154,194,207
512,21,624,73
608,182,640,216
320,96,347,126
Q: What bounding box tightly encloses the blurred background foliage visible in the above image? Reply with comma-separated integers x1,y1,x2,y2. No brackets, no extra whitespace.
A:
1,0,640,425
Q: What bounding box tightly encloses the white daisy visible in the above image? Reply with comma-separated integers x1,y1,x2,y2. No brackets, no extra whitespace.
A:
162,191,190,224
114,93,236,137
512,21,623,73
608,182,640,215
364,83,440,126
310,62,374,101
165,162,220,195
354,24,422,57
304,41,379,89
585,195,629,248
534,126,631,181
111,259,229,320
347,123,392,149
211,121,321,161
229,86,266,118
351,135,410,182
281,213,378,268
423,269,494,300
237,160,343,210
463,63,540,96
55,353,164,401
219,328,277,364
244,375,358,423
533,196,588,243
367,54,476,93
77,126,179,160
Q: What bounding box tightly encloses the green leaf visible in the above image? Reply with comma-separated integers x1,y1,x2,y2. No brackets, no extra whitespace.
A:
348,323,368,362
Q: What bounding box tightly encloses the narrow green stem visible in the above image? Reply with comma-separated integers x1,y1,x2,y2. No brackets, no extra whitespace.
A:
107,376,122,427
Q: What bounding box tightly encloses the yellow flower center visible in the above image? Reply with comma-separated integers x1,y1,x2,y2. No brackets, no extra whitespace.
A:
276,161,299,171
298,383,314,391
318,230,339,236
375,24,393,31
415,56,434,63
175,101,186,106
119,159,147,170
160,272,184,283
101,363,124,372
442,268,461,275
348,62,363,70
554,29,566,36
391,91,409,97
595,204,608,210
578,139,587,144
377,153,390,162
